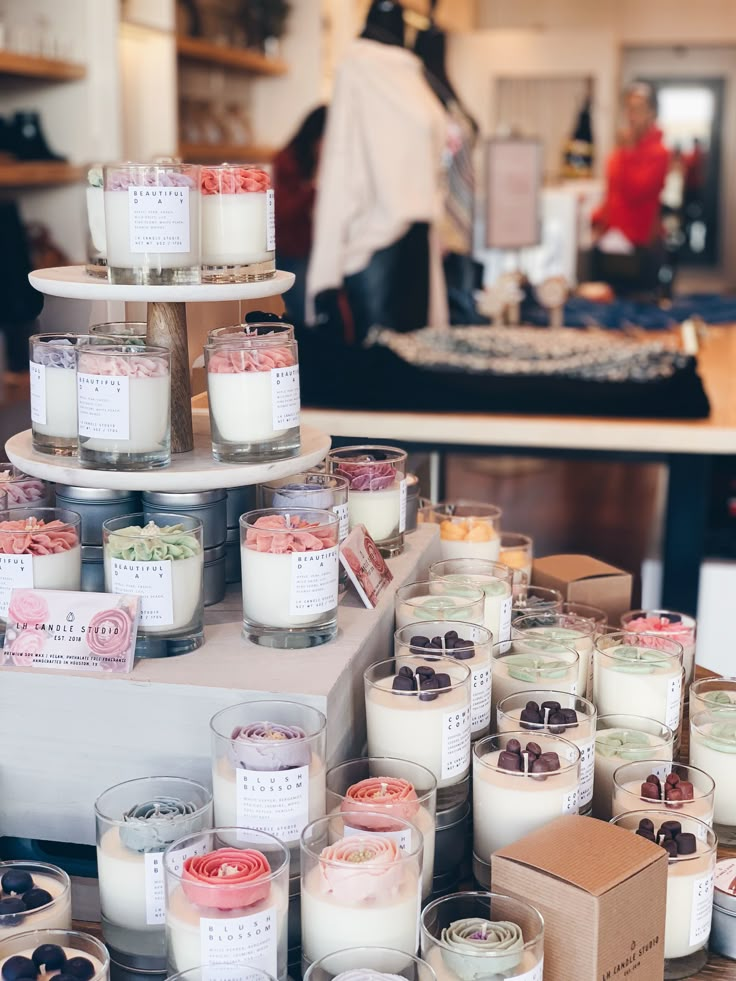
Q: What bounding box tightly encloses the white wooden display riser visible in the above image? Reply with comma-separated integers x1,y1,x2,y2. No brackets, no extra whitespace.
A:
0,525,440,848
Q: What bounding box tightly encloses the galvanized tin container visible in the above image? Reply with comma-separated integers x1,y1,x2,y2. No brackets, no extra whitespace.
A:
143,489,226,548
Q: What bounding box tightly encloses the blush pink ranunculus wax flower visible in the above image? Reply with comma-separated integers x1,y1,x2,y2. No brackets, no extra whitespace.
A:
317,835,405,903
341,777,420,830
86,608,133,660
181,848,271,910
8,629,45,666
7,590,49,628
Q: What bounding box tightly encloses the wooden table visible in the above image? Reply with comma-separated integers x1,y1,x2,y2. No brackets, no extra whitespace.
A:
302,327,736,616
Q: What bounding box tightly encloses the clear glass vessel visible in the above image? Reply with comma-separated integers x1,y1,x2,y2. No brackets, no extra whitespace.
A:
394,579,485,631
0,861,71,941
429,558,514,648
88,322,147,345
429,502,502,563
306,949,436,981
29,332,85,456
512,611,597,700
200,164,275,281
0,929,109,981
593,714,675,821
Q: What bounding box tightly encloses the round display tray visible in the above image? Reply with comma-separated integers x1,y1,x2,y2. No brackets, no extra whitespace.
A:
5,426,331,492
28,265,295,302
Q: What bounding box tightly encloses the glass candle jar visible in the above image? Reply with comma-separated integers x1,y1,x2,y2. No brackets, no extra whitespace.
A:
612,762,715,826
472,732,581,886
328,446,408,557
610,810,716,979
394,580,485,631
206,327,300,463
300,813,423,971
88,322,147,345
305,948,435,981
240,508,339,648
210,701,327,870
0,862,71,941
200,165,275,282
429,503,502,563
490,639,579,725
561,601,607,628
169,967,276,981
76,345,171,470
621,609,697,687
0,508,81,623
496,689,597,815
208,323,295,344
94,777,213,972
689,711,736,846
511,585,563,619
593,714,675,821
429,559,513,648
364,655,472,801
512,612,597,700
29,333,85,455
0,465,49,508
594,632,684,745
85,164,106,277
421,892,544,981
259,473,349,544
164,827,290,977
396,622,493,739
690,676,736,717
104,162,200,285
499,532,533,585
0,929,110,981
325,757,437,900
103,512,204,656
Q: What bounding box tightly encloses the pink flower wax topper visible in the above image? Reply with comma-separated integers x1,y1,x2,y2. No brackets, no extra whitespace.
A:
200,166,271,195
317,835,405,903
207,345,295,374
244,514,337,554
181,847,271,910
0,517,78,554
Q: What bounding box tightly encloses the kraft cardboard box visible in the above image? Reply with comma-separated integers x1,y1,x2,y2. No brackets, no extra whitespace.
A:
532,554,633,622
492,815,667,981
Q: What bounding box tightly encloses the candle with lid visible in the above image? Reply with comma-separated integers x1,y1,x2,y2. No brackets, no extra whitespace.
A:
689,711,736,846
395,581,485,632
429,503,501,562
200,164,275,282
29,333,86,456
0,862,71,942
429,559,513,649
304,948,436,981
490,638,579,725
512,612,596,700
593,714,675,821
621,609,697,687
612,762,714,825
0,929,110,981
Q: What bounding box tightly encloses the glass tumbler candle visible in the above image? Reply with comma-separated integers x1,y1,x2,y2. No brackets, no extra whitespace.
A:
511,585,563,619
94,777,213,972
325,757,437,900
85,164,107,277
259,473,349,544
612,762,715,826
593,714,675,821
328,446,408,557
421,891,544,981
240,508,339,648
690,676,736,717
0,861,71,941
610,810,716,980
76,345,171,470
200,165,275,282
210,701,327,869
305,948,436,981
472,732,581,886
429,559,514,649
164,827,290,978
430,503,502,562
561,601,607,628
490,639,579,724
512,612,596,700
29,333,85,455
0,466,49,508
689,711,736,846
103,513,204,656
394,580,485,631
499,532,533,585
206,327,300,462
104,162,200,285
300,812,423,970
621,610,697,687
0,930,109,981
89,322,147,346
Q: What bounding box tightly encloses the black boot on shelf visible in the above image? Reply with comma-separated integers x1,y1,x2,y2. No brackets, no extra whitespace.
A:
10,111,66,162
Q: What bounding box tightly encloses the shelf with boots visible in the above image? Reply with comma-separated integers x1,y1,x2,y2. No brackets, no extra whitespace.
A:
0,49,86,82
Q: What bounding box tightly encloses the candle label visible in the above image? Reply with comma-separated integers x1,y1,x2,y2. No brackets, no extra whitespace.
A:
271,365,300,430
470,663,491,731
499,593,512,642
509,962,543,981
29,362,47,425
166,838,209,878
110,558,174,627
0,555,33,617
289,547,339,616
144,851,166,925
236,765,309,841
266,189,276,251
576,737,596,807
441,704,471,780
586,651,594,697
399,479,407,533
128,185,191,253
200,907,277,977
689,869,714,947
333,503,349,541
78,373,130,439
665,674,682,731
343,823,412,852
561,785,579,814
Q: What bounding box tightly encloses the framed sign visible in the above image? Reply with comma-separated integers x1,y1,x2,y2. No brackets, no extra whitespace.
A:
485,138,543,249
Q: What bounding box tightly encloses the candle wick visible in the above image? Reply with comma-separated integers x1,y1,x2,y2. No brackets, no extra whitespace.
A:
380,781,388,795
481,924,488,940
285,512,291,528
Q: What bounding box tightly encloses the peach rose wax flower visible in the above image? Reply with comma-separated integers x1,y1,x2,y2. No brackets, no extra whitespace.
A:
341,778,419,829
317,835,404,903
182,847,271,910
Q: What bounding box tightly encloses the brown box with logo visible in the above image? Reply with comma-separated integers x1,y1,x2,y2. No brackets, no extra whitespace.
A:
531,554,633,622
492,815,667,981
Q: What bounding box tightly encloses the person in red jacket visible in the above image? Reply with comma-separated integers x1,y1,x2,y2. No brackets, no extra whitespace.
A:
592,83,670,295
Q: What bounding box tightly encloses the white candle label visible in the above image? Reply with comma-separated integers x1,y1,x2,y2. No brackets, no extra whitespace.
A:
333,503,349,541
441,704,471,780
144,851,166,925
29,362,47,424
470,663,491,731
499,593,512,642
289,547,339,616
343,823,412,852
266,189,276,251
576,737,596,807
236,765,309,841
508,962,543,981
271,365,300,430
110,558,174,627
78,373,130,440
561,786,579,814
665,674,682,731
128,185,191,253
166,838,209,877
0,554,33,617
649,761,673,783
689,870,714,947
200,907,277,977
399,479,407,534
586,650,595,696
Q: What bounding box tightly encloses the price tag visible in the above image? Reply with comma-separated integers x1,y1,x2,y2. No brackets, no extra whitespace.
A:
29,362,46,425
110,558,174,627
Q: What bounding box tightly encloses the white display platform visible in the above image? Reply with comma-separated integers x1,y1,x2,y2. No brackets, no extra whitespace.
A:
0,524,440,846
29,265,295,303
6,424,331,491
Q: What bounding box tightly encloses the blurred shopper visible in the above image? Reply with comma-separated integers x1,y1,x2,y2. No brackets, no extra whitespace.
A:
592,83,670,296
272,105,327,326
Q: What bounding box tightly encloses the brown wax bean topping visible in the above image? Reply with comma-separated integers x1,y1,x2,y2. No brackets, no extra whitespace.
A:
676,832,697,855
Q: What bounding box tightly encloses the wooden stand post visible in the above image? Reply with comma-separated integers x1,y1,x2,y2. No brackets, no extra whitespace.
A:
147,300,193,454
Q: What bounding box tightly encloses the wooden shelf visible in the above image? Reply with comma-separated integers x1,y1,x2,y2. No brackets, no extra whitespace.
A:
176,35,288,76
179,142,276,163
0,162,84,188
0,50,86,82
